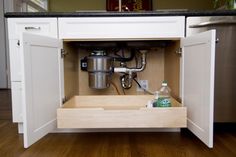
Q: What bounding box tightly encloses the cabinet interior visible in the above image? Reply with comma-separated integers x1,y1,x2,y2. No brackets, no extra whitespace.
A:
63,40,181,104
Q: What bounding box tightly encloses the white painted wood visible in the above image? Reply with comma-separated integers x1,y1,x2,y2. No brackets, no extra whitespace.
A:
7,18,58,82
8,18,58,40
58,17,185,40
21,33,62,148
18,123,23,134
11,82,23,122
7,18,59,129
181,30,216,148
8,39,21,81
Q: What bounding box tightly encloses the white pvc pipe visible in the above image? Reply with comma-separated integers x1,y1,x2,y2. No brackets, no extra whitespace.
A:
114,51,147,74
114,67,127,73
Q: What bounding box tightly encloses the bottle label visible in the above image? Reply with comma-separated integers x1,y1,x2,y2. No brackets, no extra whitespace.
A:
154,97,171,107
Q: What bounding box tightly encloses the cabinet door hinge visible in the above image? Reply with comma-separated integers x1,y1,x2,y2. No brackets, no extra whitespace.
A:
62,97,67,104
61,49,68,58
176,48,182,56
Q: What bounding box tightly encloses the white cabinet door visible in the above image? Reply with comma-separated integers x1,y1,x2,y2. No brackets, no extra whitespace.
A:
21,33,62,148
181,30,216,148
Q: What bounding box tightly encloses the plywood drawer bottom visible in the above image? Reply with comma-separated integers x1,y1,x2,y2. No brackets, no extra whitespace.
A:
57,96,187,129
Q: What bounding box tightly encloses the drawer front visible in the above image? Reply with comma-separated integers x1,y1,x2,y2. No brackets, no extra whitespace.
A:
8,18,58,39
11,82,23,123
57,107,187,129
58,17,185,40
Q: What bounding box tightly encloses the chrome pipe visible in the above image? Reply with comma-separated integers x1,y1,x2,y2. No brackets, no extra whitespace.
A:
114,50,147,89
114,50,147,73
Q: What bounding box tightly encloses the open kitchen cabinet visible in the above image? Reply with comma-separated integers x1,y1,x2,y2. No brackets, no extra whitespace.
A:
20,30,215,148
58,39,186,127
61,40,181,98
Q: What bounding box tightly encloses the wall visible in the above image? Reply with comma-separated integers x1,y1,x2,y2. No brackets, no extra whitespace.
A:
49,0,106,12
49,0,214,12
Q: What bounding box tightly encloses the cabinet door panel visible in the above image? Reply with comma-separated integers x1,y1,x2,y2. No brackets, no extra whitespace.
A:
181,30,216,148
21,33,62,148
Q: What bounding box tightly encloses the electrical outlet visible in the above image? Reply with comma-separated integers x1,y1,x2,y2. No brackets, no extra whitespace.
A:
137,80,148,92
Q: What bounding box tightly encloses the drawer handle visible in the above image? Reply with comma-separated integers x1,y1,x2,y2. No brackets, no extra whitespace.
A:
24,26,41,30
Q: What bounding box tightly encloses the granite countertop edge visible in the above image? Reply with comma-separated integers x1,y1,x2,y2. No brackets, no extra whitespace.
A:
4,10,236,18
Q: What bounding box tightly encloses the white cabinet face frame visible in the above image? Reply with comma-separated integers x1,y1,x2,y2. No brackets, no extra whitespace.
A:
58,16,185,40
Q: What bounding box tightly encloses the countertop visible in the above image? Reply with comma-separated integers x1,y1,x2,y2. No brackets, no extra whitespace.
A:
4,10,236,18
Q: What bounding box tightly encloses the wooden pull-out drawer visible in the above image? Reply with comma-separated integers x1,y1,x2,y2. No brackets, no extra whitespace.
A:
57,96,187,129
58,17,185,40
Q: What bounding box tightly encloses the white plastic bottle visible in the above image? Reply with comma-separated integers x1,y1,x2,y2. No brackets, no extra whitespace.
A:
153,81,171,107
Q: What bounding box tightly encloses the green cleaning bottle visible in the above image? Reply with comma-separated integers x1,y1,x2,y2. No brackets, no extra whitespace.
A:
153,81,171,107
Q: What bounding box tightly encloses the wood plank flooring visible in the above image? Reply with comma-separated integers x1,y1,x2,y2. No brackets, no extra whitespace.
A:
0,89,236,157
0,120,236,157
0,89,12,120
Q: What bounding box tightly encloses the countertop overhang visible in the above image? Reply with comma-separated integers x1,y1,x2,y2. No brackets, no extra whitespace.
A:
4,10,236,18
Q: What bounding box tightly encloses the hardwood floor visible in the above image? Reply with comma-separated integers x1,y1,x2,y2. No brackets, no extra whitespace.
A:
0,89,12,120
0,90,236,157
0,120,235,157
